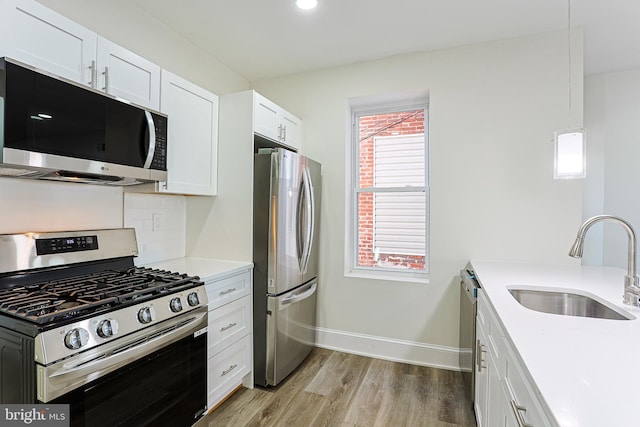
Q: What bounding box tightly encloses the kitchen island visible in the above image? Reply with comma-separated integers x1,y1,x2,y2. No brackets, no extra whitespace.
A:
472,261,640,427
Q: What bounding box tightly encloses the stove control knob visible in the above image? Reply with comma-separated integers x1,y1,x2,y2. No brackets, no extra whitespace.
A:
169,297,183,313
187,292,200,307
137,307,153,324
97,319,119,338
64,328,89,350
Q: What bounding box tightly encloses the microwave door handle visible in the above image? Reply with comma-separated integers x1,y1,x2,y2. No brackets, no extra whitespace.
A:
143,111,157,169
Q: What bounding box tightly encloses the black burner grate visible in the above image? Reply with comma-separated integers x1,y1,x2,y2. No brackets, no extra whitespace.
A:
0,267,201,324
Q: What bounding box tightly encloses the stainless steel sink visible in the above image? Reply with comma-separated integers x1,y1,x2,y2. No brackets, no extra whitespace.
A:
508,288,632,320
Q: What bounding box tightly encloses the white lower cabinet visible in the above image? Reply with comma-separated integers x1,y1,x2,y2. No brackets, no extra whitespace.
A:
207,334,251,409
475,290,552,427
205,269,253,411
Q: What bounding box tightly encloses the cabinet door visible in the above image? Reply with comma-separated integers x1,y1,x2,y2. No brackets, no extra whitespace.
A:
253,92,302,150
280,112,301,150
0,0,97,85
254,93,280,141
474,322,489,427
208,296,251,357
158,70,219,196
207,334,251,410
96,36,160,110
504,348,552,427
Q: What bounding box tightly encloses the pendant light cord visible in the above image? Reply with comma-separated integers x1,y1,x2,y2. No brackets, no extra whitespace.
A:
567,0,572,130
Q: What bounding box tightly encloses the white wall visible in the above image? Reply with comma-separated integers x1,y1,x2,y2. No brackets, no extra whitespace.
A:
584,69,640,270
247,31,584,367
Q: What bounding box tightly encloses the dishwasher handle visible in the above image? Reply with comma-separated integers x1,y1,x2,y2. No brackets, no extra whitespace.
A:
460,268,479,299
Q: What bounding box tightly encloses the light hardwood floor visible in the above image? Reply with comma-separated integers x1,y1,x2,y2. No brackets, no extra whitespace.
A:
197,348,477,427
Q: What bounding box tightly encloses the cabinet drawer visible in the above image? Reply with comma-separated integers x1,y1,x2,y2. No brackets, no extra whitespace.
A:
208,296,251,356
207,334,251,410
206,271,250,310
504,347,552,427
478,292,508,375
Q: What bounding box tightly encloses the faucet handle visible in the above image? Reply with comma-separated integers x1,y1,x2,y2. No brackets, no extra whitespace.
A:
624,277,640,306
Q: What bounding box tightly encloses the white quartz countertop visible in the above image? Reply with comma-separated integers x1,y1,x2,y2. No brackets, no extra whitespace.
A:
143,257,253,282
471,260,640,427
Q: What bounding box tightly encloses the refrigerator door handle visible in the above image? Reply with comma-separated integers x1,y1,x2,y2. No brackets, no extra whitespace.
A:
298,166,315,273
280,281,317,308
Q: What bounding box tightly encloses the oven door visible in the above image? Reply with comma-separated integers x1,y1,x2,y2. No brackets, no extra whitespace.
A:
43,308,207,427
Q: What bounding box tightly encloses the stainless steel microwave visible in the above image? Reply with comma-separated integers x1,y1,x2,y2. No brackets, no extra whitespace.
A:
0,57,167,185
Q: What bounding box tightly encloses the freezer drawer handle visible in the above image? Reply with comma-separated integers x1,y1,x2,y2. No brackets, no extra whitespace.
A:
220,322,237,332
280,282,317,307
219,288,236,296
221,364,238,377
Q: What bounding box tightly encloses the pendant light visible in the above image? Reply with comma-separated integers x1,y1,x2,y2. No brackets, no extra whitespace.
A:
554,0,585,180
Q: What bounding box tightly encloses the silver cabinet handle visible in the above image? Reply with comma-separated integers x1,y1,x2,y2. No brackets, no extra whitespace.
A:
219,288,236,296
221,364,238,377
282,124,287,141
102,66,109,92
220,322,237,332
476,339,487,372
510,400,534,427
88,60,96,88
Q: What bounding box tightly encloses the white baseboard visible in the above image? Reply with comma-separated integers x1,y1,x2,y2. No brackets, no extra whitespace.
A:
315,327,470,372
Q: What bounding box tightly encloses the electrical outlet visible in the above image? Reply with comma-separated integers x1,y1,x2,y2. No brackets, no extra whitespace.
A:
152,212,163,231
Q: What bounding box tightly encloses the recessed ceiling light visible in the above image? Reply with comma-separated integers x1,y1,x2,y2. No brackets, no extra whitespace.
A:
296,0,317,10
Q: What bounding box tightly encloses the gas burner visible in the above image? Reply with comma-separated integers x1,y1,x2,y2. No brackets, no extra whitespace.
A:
0,267,201,325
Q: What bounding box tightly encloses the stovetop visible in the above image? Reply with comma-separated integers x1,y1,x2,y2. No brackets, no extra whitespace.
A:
0,267,202,325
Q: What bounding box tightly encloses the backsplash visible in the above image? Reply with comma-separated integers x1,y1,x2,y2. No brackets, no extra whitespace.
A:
0,178,123,234
124,193,186,265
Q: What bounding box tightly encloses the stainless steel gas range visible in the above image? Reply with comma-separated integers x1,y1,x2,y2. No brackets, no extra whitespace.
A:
0,228,208,427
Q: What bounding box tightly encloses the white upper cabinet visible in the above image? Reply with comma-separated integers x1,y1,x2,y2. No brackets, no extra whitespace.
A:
157,70,219,196
0,0,160,110
254,92,301,151
0,0,97,84
96,37,160,110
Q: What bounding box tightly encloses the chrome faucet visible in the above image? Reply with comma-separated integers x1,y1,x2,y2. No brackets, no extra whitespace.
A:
569,215,640,306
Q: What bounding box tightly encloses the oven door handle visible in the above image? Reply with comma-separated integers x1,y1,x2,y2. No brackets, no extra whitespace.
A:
38,309,207,403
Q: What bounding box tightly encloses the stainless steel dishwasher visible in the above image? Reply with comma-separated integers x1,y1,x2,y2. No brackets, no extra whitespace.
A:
459,266,480,407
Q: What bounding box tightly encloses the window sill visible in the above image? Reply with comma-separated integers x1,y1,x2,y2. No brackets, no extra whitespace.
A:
345,269,430,284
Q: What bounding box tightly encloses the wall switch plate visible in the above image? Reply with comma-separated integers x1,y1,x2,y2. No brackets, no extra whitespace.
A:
152,212,163,231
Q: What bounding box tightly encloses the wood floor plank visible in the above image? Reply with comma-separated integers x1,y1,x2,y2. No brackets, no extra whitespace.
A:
198,348,478,427
310,353,372,426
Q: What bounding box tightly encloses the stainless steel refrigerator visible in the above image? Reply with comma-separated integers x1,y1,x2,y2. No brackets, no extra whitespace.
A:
253,148,321,387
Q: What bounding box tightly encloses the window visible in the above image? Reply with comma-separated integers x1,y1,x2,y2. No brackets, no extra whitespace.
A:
348,100,429,279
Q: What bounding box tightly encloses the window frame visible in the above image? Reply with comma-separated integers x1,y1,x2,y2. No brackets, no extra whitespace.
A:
345,97,430,282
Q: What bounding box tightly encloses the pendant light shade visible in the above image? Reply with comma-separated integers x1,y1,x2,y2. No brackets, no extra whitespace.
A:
554,128,585,179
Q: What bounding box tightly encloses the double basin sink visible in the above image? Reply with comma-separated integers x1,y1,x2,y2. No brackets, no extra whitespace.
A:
508,288,633,320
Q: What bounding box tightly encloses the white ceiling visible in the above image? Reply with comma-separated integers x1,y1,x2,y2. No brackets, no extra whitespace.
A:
130,0,640,82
